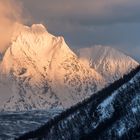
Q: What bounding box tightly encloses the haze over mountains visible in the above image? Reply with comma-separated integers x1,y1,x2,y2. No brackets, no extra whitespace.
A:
0,24,139,111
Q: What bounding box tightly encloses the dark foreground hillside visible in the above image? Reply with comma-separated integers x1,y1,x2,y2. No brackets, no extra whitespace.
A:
17,66,140,140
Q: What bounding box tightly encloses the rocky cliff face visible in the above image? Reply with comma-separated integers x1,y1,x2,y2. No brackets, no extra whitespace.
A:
17,66,140,140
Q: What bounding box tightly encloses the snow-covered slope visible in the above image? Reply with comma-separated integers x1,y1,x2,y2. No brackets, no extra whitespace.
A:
0,24,104,111
76,45,139,83
0,24,139,111
17,66,140,140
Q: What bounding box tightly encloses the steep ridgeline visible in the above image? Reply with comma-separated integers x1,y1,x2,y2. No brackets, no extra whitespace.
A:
0,24,104,111
17,65,140,140
0,24,138,111
76,46,139,83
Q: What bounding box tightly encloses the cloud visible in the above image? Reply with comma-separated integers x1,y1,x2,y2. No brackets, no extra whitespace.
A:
0,0,27,53
22,0,140,26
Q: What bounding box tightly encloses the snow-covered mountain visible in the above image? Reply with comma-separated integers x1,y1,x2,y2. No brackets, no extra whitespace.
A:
0,24,104,111
76,45,139,83
17,65,140,140
0,24,139,111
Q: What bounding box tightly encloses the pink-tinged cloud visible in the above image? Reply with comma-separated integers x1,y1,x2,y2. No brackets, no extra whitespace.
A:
0,0,28,53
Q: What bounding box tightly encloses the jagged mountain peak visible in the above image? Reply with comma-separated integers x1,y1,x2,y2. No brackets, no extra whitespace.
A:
0,24,103,111
31,24,47,32
76,45,138,66
1,24,75,74
10,23,71,54
76,45,139,83
12,23,47,35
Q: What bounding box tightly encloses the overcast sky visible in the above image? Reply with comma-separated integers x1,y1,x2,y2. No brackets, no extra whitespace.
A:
21,0,140,61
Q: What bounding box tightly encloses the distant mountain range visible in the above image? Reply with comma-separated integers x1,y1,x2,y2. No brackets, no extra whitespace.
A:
0,24,139,111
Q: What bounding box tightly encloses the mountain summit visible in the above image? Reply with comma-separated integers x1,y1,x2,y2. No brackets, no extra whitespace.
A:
76,45,138,83
0,24,139,111
0,24,104,111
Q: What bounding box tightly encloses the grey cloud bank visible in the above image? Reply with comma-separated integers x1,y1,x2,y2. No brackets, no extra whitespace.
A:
20,0,140,61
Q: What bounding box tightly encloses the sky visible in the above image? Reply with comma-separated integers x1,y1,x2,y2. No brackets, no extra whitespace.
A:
1,0,140,61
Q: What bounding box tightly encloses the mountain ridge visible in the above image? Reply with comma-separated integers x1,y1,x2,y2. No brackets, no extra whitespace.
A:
0,24,103,111
16,64,140,140
76,45,139,83
0,24,139,111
